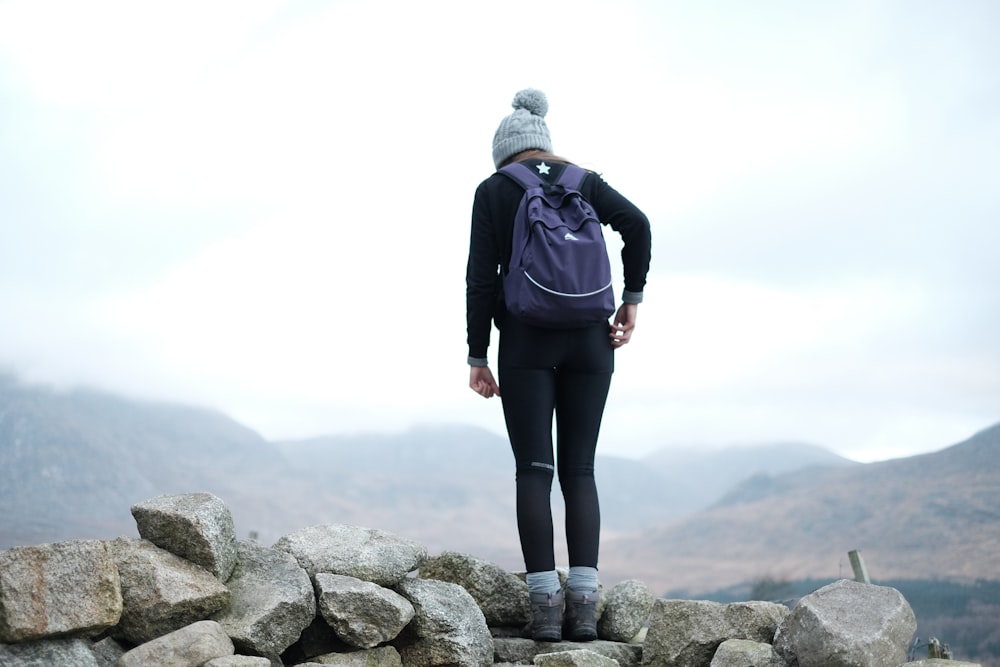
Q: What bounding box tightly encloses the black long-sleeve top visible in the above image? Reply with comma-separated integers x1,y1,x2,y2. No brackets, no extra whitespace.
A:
466,158,652,364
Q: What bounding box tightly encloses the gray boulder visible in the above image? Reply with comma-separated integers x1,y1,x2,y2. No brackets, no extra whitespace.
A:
275,524,427,586
0,539,122,643
131,492,238,581
305,645,404,665
773,579,916,667
212,540,315,658
203,656,274,666
598,579,654,643
394,577,493,667
91,636,126,666
315,576,410,647
535,648,623,666
419,551,531,627
493,639,641,667
0,638,100,666
118,619,234,667
110,537,230,644
721,601,789,642
315,573,415,649
710,638,784,667
642,598,789,666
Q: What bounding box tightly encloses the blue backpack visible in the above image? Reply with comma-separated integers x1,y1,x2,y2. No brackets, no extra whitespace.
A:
499,161,615,328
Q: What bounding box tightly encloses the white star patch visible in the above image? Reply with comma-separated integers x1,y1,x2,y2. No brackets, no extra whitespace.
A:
536,161,551,175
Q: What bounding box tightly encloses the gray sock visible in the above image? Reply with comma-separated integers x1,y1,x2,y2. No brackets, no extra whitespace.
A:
566,566,599,593
526,570,561,596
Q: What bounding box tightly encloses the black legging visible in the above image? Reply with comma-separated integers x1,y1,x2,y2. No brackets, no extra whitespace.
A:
498,316,614,573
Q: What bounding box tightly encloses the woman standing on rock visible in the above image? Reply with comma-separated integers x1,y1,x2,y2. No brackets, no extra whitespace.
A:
465,89,652,642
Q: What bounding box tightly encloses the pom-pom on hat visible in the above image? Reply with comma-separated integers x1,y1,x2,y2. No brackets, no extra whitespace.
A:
492,89,553,169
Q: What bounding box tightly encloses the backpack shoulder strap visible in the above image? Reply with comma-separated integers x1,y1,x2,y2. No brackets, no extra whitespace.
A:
498,162,544,190
555,164,588,191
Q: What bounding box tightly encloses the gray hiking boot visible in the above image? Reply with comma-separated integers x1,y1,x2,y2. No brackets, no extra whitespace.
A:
524,590,564,642
564,588,599,642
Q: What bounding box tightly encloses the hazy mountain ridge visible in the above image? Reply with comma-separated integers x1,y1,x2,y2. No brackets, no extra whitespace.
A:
0,374,853,562
0,375,302,545
600,423,1000,595
640,441,857,516
274,428,856,533
2,373,997,595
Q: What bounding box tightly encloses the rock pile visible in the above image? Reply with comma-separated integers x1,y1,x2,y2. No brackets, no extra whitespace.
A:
0,492,969,666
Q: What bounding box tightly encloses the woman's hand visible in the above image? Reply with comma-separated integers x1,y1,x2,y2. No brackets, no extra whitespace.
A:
469,365,500,398
609,303,638,348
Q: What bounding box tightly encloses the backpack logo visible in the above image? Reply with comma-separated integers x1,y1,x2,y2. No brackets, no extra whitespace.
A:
499,162,615,328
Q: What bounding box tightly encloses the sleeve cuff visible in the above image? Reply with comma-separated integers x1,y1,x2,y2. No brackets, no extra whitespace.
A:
468,356,488,367
622,290,644,305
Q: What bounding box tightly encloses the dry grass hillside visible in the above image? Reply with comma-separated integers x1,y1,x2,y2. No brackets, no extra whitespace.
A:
599,423,1000,595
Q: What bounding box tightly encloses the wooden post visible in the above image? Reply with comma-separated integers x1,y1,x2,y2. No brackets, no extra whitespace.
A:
848,550,870,583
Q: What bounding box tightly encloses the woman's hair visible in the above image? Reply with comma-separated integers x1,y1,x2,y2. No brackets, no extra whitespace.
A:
499,149,573,169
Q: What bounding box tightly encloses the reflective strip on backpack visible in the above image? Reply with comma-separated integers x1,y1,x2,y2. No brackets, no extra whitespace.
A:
524,273,614,298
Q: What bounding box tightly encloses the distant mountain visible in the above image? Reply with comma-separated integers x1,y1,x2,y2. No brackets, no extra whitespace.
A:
3,373,996,596
0,374,309,546
273,427,523,566
0,373,852,558
600,423,1000,596
638,442,856,516
271,431,853,551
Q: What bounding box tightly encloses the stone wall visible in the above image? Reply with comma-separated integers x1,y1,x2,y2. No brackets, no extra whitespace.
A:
0,492,968,667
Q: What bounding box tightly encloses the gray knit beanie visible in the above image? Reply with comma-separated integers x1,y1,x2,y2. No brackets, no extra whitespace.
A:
492,89,553,169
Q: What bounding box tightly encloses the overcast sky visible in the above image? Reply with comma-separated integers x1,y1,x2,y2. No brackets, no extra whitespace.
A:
1,0,997,463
